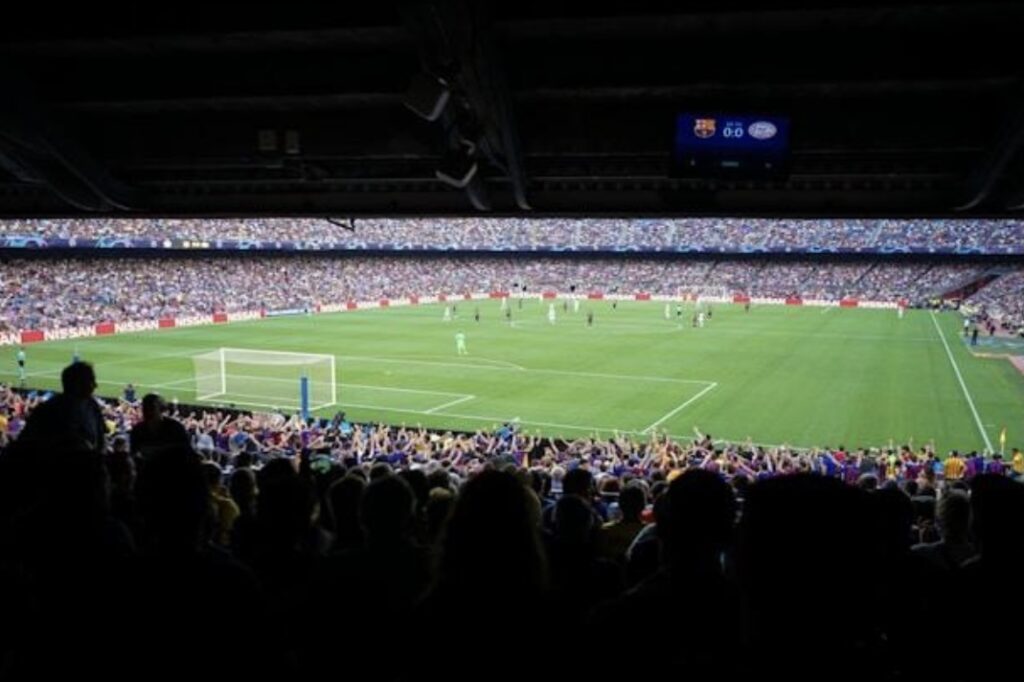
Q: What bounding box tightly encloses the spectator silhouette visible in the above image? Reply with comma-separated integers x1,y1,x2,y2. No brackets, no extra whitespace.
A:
910,492,938,543
325,474,366,552
424,486,455,547
624,488,669,585
599,481,646,563
967,474,1024,567
873,486,933,677
129,393,190,459
399,467,431,540
202,461,239,547
542,467,600,532
369,461,393,480
18,361,105,453
590,470,738,680
247,458,323,576
545,494,623,618
227,466,258,555
121,446,265,678
107,448,141,537
237,458,322,671
0,440,133,678
229,466,258,517
955,476,1024,680
309,474,432,678
399,468,430,510
912,490,973,571
411,469,550,681
737,475,884,682
426,466,454,493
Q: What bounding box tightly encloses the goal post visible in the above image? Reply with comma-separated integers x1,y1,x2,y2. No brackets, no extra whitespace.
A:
192,348,337,411
219,348,227,396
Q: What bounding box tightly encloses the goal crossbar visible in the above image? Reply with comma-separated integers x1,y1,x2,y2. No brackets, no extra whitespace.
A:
192,348,337,410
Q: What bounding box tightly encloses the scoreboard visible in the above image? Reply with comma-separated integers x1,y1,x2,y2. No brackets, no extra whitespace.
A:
671,113,790,179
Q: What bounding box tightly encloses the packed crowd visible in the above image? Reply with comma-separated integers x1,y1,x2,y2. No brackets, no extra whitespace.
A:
6,379,1019,481
965,270,1024,333
1,255,1018,332
0,362,1021,680
4,217,1024,253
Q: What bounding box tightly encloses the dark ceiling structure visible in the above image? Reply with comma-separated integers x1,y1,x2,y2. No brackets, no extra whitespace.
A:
0,1,1022,218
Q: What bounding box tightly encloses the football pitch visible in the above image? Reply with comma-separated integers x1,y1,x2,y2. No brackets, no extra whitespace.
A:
5,300,1024,453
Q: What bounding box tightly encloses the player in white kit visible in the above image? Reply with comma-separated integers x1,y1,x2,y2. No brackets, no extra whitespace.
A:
548,304,557,324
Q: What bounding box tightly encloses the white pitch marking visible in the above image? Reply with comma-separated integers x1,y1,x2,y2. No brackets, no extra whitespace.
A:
929,312,994,452
641,382,719,433
424,394,477,414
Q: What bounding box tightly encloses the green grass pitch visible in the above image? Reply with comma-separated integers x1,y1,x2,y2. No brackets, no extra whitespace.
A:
5,299,1023,453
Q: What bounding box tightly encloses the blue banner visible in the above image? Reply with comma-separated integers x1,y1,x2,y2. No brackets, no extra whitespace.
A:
0,234,1020,256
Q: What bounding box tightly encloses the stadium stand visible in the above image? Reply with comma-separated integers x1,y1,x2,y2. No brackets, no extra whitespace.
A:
0,366,1021,679
3,217,1024,253
1,255,1021,336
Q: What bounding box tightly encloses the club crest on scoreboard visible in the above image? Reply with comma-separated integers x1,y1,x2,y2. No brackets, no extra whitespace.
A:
748,120,778,140
694,118,717,139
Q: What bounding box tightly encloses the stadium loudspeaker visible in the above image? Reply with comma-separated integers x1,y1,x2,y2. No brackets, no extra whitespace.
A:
404,72,450,122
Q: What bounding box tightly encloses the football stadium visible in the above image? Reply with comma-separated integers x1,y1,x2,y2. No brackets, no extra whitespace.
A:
1,6,1023,682
4,218,1024,454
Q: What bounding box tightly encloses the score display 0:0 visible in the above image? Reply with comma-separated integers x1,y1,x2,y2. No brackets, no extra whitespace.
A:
722,124,745,139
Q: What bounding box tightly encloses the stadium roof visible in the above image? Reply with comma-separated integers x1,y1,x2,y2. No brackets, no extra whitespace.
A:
1,2,1022,218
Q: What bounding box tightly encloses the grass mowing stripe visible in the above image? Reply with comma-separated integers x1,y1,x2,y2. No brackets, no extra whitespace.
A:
4,303,1022,453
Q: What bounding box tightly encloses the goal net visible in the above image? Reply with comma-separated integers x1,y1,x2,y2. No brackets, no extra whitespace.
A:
192,348,336,410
